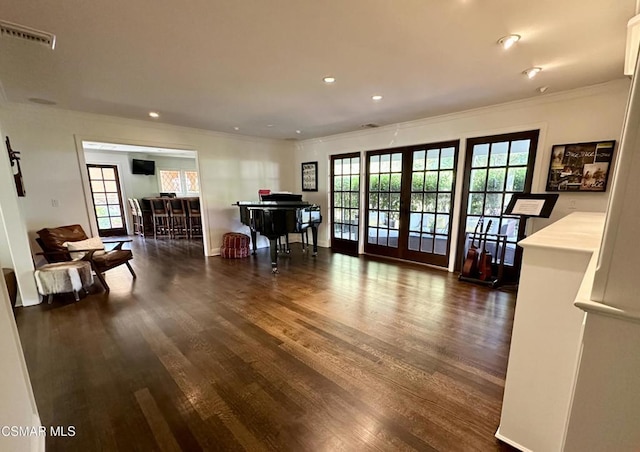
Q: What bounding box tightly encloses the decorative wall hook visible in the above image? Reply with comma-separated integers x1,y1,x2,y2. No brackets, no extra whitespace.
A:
5,136,26,196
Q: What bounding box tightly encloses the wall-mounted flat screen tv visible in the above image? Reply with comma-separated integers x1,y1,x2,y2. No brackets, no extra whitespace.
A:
131,159,155,175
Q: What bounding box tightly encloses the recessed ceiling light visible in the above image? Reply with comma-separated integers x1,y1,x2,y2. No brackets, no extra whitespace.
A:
523,67,542,79
372,95,383,101
296,130,302,134
497,34,521,49
538,86,549,93
148,111,160,118
267,124,274,128
323,76,336,84
233,126,240,130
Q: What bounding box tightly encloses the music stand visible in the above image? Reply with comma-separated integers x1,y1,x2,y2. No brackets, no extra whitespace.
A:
498,193,559,292
504,193,559,218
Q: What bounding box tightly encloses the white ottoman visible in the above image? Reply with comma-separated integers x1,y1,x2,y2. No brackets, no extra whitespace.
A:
34,261,93,304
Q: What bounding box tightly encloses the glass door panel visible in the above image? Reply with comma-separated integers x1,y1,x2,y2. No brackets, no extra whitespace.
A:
458,130,539,281
403,143,458,266
87,164,126,236
366,152,403,257
364,141,459,267
330,153,360,256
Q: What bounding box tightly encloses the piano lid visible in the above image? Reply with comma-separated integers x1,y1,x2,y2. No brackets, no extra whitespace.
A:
260,193,303,202
236,200,313,208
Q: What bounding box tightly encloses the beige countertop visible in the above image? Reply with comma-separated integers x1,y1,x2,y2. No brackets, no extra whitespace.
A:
518,211,605,253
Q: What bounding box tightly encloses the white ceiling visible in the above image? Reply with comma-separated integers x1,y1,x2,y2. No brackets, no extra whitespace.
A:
0,0,636,140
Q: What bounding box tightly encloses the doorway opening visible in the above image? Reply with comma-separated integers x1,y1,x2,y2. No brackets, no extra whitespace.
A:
81,141,204,250
86,164,126,236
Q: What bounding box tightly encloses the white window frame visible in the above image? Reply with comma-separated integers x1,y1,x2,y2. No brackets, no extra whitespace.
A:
158,169,199,196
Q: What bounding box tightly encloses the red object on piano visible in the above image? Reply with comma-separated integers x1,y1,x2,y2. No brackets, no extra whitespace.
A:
258,189,271,200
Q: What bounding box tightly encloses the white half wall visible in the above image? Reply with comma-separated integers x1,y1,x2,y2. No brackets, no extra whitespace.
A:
0,121,42,452
0,274,42,452
0,122,40,307
294,80,630,269
0,104,296,256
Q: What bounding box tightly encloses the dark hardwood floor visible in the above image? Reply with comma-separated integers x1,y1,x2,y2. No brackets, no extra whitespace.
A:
16,238,518,451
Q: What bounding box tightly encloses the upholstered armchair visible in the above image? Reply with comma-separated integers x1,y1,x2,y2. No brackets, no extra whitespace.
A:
35,224,136,292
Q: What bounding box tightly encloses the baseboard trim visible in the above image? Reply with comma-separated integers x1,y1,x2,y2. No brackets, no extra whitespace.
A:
495,427,532,452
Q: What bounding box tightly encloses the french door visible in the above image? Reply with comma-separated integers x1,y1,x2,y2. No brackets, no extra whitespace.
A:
87,164,127,236
365,141,458,267
457,130,539,281
330,153,360,256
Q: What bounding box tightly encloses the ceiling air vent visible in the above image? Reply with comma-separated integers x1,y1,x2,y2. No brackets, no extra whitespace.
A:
0,20,56,49
361,123,380,129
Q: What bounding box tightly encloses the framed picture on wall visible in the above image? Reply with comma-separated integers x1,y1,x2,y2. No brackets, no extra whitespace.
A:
545,140,615,192
301,161,318,191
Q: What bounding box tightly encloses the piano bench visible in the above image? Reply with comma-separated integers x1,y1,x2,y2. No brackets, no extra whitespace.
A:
221,233,251,259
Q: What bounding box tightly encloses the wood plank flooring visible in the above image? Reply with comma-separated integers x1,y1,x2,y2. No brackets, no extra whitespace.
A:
16,238,517,451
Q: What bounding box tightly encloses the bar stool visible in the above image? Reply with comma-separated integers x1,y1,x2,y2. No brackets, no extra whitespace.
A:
127,198,140,235
151,199,171,239
169,199,189,239
132,198,146,237
186,198,202,239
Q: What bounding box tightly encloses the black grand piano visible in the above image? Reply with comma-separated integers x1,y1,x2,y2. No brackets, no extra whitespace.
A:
236,194,322,273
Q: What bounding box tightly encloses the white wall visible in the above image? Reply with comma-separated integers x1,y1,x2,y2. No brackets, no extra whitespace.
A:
592,68,640,310
154,155,197,173
0,212,11,267
0,104,295,256
0,273,42,452
0,122,42,452
294,80,630,269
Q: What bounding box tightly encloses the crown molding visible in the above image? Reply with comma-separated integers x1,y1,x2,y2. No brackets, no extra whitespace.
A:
0,101,287,147
299,79,630,146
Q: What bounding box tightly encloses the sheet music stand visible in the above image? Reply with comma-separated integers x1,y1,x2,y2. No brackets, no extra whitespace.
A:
497,193,559,291
504,193,559,218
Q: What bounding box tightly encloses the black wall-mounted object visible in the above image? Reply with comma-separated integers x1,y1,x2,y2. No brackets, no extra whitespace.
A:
131,158,156,175
5,136,25,197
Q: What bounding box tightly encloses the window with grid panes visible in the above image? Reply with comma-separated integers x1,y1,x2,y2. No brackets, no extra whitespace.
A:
87,164,126,234
332,156,360,240
367,153,402,248
408,146,455,256
185,171,199,193
463,131,538,269
159,170,182,193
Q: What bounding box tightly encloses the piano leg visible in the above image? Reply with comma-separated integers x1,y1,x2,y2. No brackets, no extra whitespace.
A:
250,230,257,255
269,237,279,273
311,225,319,256
285,234,291,253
